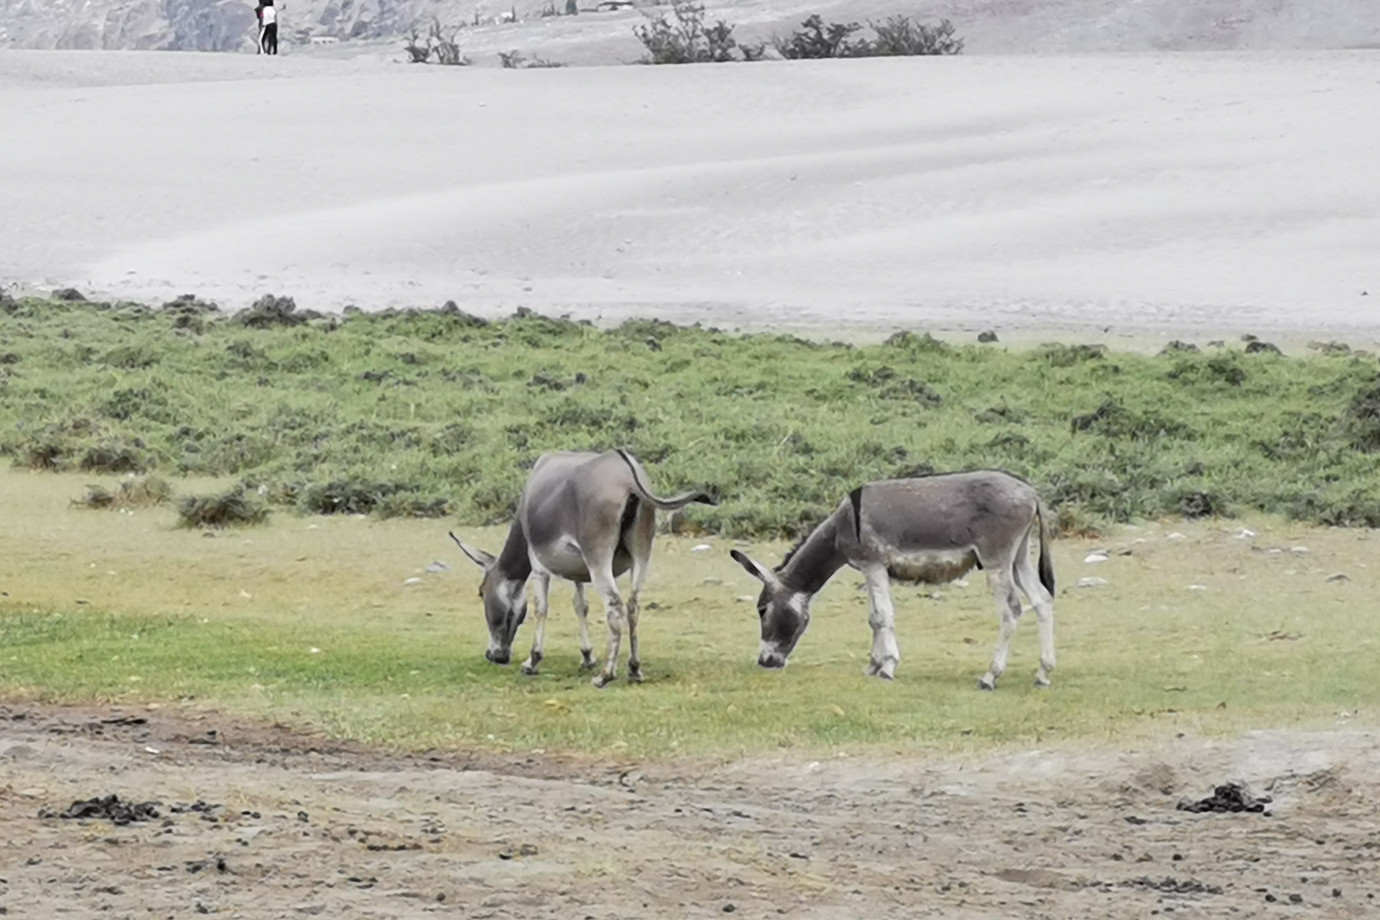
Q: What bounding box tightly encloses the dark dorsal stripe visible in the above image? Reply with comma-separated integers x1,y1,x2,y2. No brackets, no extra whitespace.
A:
848,485,864,540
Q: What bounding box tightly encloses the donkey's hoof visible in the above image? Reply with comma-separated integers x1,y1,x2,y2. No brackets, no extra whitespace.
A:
579,653,598,671
864,660,880,677
627,665,645,684
591,673,616,689
1034,675,1052,688
520,663,540,677
978,675,997,691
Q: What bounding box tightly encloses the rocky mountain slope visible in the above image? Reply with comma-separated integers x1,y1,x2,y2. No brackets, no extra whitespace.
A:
0,0,1375,54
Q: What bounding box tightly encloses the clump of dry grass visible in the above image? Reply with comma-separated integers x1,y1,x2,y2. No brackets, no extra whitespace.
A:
73,475,175,511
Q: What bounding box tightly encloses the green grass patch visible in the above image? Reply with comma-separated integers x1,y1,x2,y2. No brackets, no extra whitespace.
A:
3,296,1380,537
0,510,1372,757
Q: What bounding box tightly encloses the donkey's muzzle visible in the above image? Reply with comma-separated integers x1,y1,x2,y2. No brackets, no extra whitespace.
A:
757,652,786,670
485,648,511,665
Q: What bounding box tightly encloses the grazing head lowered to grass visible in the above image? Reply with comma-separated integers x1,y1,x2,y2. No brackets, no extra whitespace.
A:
451,448,718,688
730,469,1056,689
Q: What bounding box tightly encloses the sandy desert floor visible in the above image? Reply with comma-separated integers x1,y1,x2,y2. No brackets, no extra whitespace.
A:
3,701,1378,919
1,47,1378,346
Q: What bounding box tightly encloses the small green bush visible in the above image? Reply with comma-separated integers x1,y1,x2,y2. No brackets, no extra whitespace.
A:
633,1,764,64
774,14,963,59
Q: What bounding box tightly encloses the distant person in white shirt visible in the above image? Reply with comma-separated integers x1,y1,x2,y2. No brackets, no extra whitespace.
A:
258,1,278,55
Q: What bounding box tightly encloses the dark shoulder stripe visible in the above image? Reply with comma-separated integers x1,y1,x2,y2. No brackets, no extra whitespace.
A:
848,485,864,539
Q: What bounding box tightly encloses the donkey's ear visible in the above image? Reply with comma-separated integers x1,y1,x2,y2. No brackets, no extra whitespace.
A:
449,532,496,569
729,549,777,587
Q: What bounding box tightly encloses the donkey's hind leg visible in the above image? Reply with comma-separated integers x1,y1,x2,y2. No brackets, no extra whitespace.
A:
1012,535,1056,687
979,565,1024,691
572,583,597,670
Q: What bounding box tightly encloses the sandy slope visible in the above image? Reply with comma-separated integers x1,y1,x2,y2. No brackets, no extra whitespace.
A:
1,48,1377,337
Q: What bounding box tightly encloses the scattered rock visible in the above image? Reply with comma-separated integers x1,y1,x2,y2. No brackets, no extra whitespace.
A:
1290,546,1309,554
1187,584,1207,591
1234,528,1257,539
1075,577,1107,588
1177,782,1271,814
403,577,423,586
1166,532,1186,541
1083,552,1109,564
1326,573,1350,583
691,543,712,553
425,561,452,573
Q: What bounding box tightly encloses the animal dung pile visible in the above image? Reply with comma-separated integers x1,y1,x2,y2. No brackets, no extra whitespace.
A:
39,794,162,825
1176,782,1271,814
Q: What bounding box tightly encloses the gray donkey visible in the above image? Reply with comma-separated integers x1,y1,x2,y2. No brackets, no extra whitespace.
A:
452,449,717,688
730,470,1055,689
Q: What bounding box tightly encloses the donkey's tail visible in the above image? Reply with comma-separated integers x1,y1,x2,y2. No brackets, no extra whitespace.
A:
615,448,719,510
1035,500,1056,596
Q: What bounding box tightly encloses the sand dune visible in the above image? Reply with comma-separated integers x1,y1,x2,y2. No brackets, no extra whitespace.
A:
2,47,1377,337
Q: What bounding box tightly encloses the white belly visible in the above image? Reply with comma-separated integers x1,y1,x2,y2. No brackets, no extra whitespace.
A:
885,549,978,585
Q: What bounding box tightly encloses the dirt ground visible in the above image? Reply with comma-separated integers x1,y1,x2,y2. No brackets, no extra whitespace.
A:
1,703,1376,918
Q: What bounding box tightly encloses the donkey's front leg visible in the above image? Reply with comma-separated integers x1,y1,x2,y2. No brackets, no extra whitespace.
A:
521,572,551,676
863,567,901,680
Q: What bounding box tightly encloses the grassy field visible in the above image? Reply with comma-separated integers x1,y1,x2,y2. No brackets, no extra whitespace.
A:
4,295,1380,538
1,295,1376,757
1,470,1372,757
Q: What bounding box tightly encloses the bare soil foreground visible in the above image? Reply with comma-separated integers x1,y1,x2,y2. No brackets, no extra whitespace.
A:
2,702,1376,918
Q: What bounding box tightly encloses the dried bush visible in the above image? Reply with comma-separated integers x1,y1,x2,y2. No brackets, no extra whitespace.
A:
74,475,174,511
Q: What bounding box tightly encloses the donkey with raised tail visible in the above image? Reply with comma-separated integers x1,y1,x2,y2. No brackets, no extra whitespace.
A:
452,449,717,688
730,470,1055,689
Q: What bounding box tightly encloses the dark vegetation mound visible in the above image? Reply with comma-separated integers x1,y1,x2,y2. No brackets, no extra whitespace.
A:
4,295,1380,538
41,794,161,825
1176,782,1272,814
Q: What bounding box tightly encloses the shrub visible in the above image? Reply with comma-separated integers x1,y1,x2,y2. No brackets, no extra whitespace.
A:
774,14,963,59
499,50,566,68
773,14,863,59
176,486,269,528
404,18,469,65
867,16,963,56
73,475,174,511
633,1,763,64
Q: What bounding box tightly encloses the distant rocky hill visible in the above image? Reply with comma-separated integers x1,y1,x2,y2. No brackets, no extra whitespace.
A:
0,0,467,52
0,0,1376,53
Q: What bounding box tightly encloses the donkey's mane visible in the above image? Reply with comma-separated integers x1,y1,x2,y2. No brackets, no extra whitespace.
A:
777,533,812,572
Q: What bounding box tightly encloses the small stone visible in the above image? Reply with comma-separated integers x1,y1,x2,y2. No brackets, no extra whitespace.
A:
1075,576,1107,588
1290,546,1309,554
1187,584,1207,591
692,543,713,553
403,577,423,586
1166,532,1186,541
1235,528,1257,539
1083,552,1109,564
1327,573,1350,583
426,560,452,573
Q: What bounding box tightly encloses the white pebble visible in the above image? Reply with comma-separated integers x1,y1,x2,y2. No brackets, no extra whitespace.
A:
403,577,423,586
1083,552,1109,564
692,543,713,553
1290,546,1310,554
1075,576,1107,588
1235,528,1257,539
1166,532,1186,541
1187,584,1207,591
